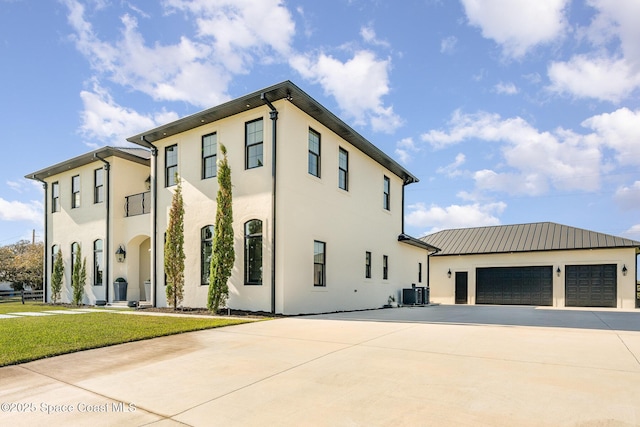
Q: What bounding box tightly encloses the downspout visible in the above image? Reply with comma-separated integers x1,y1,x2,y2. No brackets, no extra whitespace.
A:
31,176,48,302
142,136,158,307
94,154,110,302
261,92,278,314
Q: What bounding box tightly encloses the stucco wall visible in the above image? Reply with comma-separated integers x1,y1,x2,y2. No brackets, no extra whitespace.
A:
429,248,638,309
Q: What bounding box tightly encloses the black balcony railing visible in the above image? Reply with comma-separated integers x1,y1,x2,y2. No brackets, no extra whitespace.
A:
125,191,150,217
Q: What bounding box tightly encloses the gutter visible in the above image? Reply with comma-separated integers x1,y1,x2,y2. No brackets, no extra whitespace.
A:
94,154,110,302
141,136,158,307
30,175,48,302
261,92,278,314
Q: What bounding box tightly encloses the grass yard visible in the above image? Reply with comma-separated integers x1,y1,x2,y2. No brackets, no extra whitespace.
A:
0,303,257,366
0,301,72,314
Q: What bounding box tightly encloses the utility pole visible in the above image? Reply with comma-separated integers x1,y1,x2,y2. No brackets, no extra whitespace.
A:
32,229,35,245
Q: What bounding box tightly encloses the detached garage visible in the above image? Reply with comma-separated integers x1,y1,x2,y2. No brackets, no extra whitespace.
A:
423,222,640,309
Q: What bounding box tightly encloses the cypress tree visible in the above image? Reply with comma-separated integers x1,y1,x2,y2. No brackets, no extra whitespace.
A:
165,173,185,309
51,249,64,304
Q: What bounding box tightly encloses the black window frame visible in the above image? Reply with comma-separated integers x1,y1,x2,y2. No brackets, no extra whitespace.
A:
71,175,80,209
165,144,178,187
51,182,60,213
202,133,217,179
93,239,103,286
94,168,104,204
201,225,214,285
71,242,80,274
51,244,59,273
383,175,391,210
338,147,348,191
308,128,321,177
245,118,264,169
314,240,326,287
365,251,372,279
244,219,263,285
383,255,388,280
418,262,423,283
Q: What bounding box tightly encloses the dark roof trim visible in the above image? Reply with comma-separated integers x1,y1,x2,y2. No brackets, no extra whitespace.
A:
26,146,150,181
422,222,640,256
127,80,419,184
398,234,440,252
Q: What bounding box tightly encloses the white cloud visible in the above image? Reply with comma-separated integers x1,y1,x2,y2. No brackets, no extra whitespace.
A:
436,153,466,177
290,50,403,133
0,198,42,224
406,201,506,234
494,81,519,95
581,108,640,165
440,36,457,54
79,81,179,145
360,25,390,48
394,137,419,164
461,0,569,58
614,181,640,210
547,0,640,102
421,110,603,195
623,224,640,239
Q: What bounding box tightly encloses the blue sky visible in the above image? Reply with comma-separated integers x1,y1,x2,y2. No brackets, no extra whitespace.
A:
1,0,639,246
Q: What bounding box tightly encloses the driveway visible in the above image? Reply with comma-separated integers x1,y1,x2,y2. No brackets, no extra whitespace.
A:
1,305,640,426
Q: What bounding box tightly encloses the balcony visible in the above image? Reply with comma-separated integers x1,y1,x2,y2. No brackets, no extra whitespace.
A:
125,191,150,217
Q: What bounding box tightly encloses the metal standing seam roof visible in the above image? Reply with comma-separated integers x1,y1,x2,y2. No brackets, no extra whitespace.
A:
421,222,640,256
26,146,151,181
126,80,419,185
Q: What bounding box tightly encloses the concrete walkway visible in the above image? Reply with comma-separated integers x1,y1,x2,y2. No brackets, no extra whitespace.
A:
1,305,640,426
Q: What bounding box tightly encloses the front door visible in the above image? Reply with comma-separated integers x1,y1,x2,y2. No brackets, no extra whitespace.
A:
455,272,468,304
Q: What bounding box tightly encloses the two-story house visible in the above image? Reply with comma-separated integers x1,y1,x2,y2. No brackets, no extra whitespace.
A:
28,81,437,314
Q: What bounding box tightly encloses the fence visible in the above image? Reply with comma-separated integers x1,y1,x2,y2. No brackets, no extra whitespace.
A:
0,289,44,304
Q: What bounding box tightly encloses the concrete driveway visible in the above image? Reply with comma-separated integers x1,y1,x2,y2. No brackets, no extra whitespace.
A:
2,305,640,426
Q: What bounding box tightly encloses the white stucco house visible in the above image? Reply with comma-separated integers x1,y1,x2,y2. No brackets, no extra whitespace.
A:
422,222,640,309
27,81,437,314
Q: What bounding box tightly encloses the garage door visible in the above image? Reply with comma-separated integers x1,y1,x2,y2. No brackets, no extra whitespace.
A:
565,264,616,308
476,266,553,306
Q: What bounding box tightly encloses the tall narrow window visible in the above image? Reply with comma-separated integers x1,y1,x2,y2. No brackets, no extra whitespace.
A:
94,168,104,204
246,118,263,169
314,241,326,287
308,128,321,177
338,148,348,191
383,255,388,280
244,220,263,285
202,133,217,179
418,262,422,283
51,182,60,213
71,242,80,274
201,225,214,285
365,251,372,279
71,175,80,208
383,176,391,210
93,240,103,286
51,244,59,273
165,144,178,187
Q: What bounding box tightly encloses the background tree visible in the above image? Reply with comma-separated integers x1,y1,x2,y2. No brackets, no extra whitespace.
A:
51,249,64,303
208,144,235,313
71,245,87,306
0,240,44,291
165,173,185,309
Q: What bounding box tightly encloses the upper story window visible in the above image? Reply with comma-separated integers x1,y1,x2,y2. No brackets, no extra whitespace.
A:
314,240,326,287
338,148,348,191
383,176,391,210
94,168,104,204
365,251,371,279
93,240,103,286
201,225,214,285
245,220,263,285
71,175,80,208
246,118,263,169
202,133,217,179
383,255,389,280
418,262,423,283
308,128,321,177
51,182,60,213
165,145,178,187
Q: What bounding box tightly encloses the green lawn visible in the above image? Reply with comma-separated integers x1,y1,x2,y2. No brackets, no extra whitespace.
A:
0,301,72,314
0,303,256,366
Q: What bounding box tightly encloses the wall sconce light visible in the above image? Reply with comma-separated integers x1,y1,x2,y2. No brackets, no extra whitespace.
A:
556,267,561,277
447,269,452,278
115,245,126,263
145,176,151,191
622,265,628,276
